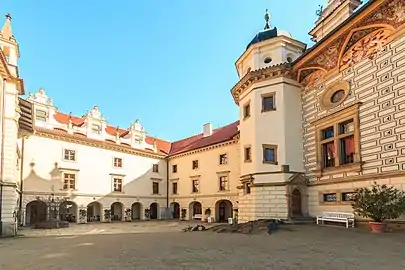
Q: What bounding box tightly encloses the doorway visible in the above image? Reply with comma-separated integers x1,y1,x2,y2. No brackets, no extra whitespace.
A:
291,189,302,217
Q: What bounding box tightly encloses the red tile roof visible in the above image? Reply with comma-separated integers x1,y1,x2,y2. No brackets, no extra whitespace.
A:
169,121,240,155
47,111,239,157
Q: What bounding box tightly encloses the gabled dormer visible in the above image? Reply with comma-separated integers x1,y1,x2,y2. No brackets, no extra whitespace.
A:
83,105,107,139
128,119,147,147
27,88,57,128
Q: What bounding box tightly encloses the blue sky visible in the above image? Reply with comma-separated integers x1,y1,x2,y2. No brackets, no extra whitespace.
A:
5,0,330,141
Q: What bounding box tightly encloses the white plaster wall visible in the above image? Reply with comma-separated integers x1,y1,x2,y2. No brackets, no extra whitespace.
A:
22,135,167,201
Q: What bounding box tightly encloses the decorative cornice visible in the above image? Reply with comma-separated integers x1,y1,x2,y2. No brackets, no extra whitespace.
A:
34,129,166,160
309,171,405,186
230,63,292,105
169,193,238,200
22,190,167,200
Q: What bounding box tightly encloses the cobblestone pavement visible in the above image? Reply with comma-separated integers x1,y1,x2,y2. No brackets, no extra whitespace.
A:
1,223,405,270
17,220,208,237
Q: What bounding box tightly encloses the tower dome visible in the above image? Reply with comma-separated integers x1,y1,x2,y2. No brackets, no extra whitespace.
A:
246,10,292,50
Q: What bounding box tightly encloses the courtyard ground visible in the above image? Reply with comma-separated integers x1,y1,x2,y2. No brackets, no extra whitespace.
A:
1,221,405,269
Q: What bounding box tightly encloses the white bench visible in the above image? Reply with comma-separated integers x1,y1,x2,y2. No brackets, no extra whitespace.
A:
192,214,202,220
316,212,355,228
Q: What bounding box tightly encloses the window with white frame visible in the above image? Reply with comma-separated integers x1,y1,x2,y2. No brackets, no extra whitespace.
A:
63,149,76,161
113,178,123,192
219,176,229,191
92,123,101,134
113,157,123,168
63,173,76,190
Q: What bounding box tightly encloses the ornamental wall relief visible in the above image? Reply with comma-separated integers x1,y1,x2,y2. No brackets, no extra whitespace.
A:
340,28,394,70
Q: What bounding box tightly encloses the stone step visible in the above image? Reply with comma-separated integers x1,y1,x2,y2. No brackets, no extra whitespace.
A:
289,216,315,224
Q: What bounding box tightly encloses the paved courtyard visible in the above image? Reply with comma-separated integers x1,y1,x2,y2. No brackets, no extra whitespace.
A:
1,222,405,269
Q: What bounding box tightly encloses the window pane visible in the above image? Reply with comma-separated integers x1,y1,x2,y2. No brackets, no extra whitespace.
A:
340,135,355,165
339,120,354,134
322,127,334,139
264,148,275,162
323,193,337,202
322,142,335,168
262,96,274,110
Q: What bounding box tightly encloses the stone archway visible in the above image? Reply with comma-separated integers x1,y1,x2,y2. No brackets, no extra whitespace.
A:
291,188,303,217
215,200,233,222
59,201,78,223
189,201,202,220
170,202,180,219
131,202,142,220
150,203,159,220
25,200,47,226
111,202,124,221
87,201,102,222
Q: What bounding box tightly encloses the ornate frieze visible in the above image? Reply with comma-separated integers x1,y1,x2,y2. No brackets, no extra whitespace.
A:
294,0,405,87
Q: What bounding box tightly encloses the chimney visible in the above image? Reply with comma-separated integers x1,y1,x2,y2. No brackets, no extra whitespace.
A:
203,123,212,137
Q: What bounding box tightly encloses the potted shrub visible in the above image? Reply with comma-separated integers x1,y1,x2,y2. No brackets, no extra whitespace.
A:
181,208,187,221
144,209,150,220
351,182,405,233
125,208,132,222
104,209,111,222
79,209,87,224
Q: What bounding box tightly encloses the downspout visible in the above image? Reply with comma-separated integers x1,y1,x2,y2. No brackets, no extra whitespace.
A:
18,136,25,226
166,156,169,209
0,78,7,235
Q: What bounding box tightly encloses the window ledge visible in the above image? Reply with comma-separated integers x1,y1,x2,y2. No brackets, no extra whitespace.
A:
261,108,276,113
112,191,125,194
244,160,252,163
218,190,230,192
243,115,251,120
263,161,278,165
151,193,161,195
319,201,352,206
314,162,363,177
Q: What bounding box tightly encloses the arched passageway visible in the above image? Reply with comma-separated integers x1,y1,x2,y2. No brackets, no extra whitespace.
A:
87,201,102,222
170,202,180,219
59,201,78,223
25,200,47,225
131,202,142,220
215,200,233,222
150,203,159,219
111,202,124,221
189,201,202,220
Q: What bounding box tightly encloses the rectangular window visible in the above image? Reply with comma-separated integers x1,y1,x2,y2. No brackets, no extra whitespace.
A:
262,94,275,112
319,119,356,169
262,144,277,164
63,173,76,190
323,193,337,202
342,192,356,202
113,157,123,168
172,182,178,195
35,109,47,122
192,179,199,193
219,154,228,165
172,165,177,173
243,103,251,119
92,124,101,134
63,149,76,161
153,164,159,173
152,182,159,194
244,147,252,162
219,176,228,191
113,178,122,192
192,160,199,170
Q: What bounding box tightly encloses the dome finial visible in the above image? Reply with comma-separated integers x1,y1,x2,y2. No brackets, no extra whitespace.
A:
264,9,271,30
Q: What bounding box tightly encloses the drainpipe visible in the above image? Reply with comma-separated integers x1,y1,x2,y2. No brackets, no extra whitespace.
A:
18,136,26,226
166,157,169,209
0,78,7,235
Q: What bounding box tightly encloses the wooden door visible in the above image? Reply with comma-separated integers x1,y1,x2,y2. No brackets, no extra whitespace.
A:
291,189,302,217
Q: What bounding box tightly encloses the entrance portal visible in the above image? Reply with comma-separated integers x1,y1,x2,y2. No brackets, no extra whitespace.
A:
291,189,302,217
131,202,142,220
26,200,47,225
170,202,180,219
87,202,102,222
215,200,233,222
150,203,159,219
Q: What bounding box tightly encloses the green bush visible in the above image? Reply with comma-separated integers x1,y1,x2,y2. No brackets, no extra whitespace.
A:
351,182,405,222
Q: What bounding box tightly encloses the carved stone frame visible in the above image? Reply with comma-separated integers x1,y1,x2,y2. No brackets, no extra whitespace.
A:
320,80,351,109
312,102,363,177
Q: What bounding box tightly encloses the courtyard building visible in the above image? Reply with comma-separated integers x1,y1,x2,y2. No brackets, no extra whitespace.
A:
1,0,405,236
